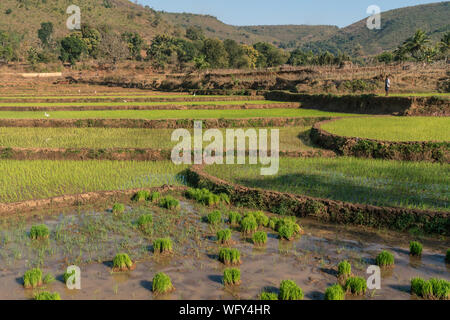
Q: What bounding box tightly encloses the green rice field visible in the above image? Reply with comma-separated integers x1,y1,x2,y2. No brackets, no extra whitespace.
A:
0,126,317,151
321,117,450,141
0,160,187,203
204,157,450,211
0,108,360,119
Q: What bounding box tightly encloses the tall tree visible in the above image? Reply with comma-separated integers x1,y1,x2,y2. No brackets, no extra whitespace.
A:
403,29,431,61
37,22,53,47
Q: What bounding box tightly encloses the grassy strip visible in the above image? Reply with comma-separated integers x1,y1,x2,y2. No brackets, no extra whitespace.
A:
321,117,450,142
203,157,449,212
0,109,360,119
0,160,186,203
0,100,286,107
0,94,211,100
0,126,318,151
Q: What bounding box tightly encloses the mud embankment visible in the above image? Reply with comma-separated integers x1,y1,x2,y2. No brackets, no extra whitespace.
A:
265,91,450,116
310,119,450,163
185,166,450,235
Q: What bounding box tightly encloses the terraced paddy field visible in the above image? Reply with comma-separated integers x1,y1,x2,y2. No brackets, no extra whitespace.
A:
320,117,450,142
0,126,319,152
205,157,450,212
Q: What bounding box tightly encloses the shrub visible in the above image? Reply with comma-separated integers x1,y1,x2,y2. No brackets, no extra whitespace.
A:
133,190,150,202
337,260,352,277
240,215,258,234
252,231,267,246
446,249,450,264
411,277,450,300
345,277,367,295
217,229,232,244
137,214,153,234
223,268,241,286
410,241,423,257
153,238,173,254
207,210,222,225
376,250,395,267
218,248,241,265
324,284,345,300
23,268,43,288
149,191,161,203
112,203,125,215
228,211,242,225
34,291,61,300
112,253,134,271
29,224,50,240
152,272,174,295
279,280,304,300
159,196,180,210
260,292,278,300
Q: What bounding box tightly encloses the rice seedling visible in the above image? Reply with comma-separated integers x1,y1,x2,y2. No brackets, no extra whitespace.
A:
217,229,232,245
223,268,241,286
43,274,55,284
252,231,268,246
279,280,304,300
410,241,423,257
259,292,278,300
206,210,222,226
344,277,367,295
149,192,161,203
136,214,153,234
218,248,241,266
324,284,345,300
248,211,269,227
23,268,43,288
376,250,395,267
411,277,450,300
186,188,229,206
112,203,125,215
112,253,135,272
133,190,150,202
240,215,258,234
337,260,352,284
153,238,173,254
29,224,50,240
152,272,175,295
34,291,61,300
228,211,242,226
159,196,180,210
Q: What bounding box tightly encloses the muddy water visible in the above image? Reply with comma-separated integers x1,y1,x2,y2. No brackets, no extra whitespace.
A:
0,200,448,300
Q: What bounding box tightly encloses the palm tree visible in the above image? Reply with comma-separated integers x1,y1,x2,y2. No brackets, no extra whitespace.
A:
403,29,431,61
438,32,450,54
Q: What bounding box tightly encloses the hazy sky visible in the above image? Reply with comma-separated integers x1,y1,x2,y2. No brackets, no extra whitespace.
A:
141,0,442,27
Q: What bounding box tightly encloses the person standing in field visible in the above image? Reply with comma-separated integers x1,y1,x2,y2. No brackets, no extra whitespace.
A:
385,76,391,96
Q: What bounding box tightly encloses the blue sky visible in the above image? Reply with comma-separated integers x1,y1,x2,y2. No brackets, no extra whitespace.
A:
140,0,442,27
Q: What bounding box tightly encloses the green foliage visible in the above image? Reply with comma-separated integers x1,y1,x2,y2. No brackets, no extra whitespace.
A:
112,203,125,215
122,32,144,60
112,253,133,270
252,231,267,246
260,291,278,300
337,260,352,277
344,277,367,295
376,51,394,64
410,241,423,256
223,268,241,286
37,22,53,47
279,280,304,300
186,188,228,206
411,277,450,300
217,229,232,244
137,214,153,234
253,42,288,67
149,191,161,203
153,238,173,254
202,38,229,68
228,211,242,225
29,224,50,240
133,190,150,202
324,284,345,300
159,196,180,210
376,250,395,267
240,215,258,234
34,291,61,300
60,34,87,65
43,273,55,284
63,270,76,285
186,26,205,41
23,268,42,288
207,210,222,225
272,217,302,240
247,211,269,227
152,272,174,294
218,248,241,265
